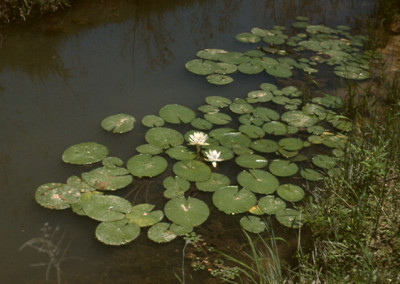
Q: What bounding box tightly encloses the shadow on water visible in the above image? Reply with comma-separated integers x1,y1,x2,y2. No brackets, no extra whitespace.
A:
0,0,375,283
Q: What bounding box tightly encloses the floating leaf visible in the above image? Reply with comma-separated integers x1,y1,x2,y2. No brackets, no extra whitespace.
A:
247,90,273,103
35,183,80,210
126,204,164,227
300,168,324,181
276,208,304,228
206,74,234,85
82,166,133,191
265,64,292,78
213,186,257,214
196,49,228,60
277,184,305,202
237,169,279,194
136,144,163,155
278,137,304,151
166,146,196,160
102,157,123,168
145,127,184,148
205,96,232,108
219,132,252,148
147,222,178,243
236,32,261,43
185,59,217,75
238,62,264,74
334,64,370,80
159,104,195,124
164,197,209,227
281,111,318,127
198,104,220,113
142,115,165,127
191,118,213,130
101,114,135,134
204,112,232,125
235,154,268,169
173,160,212,182
127,154,168,178
312,154,337,169
82,194,132,222
66,176,95,193
269,159,298,177
214,63,238,74
195,173,230,192
218,52,250,64
253,107,280,121
95,219,140,246
239,125,265,139
258,196,286,215
62,142,108,165
163,176,191,199
263,121,288,135
229,99,254,114
250,139,279,153
240,216,266,233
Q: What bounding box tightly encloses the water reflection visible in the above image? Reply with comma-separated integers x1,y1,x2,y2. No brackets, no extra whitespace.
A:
0,0,375,283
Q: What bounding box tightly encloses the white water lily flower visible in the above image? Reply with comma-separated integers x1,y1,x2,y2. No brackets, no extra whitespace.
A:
204,149,223,167
188,132,209,146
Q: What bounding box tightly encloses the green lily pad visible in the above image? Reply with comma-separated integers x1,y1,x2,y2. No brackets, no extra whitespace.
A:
205,96,232,108
219,132,252,148
276,208,304,228
95,219,140,246
236,32,261,43
247,90,273,103
235,154,268,169
307,125,325,135
278,137,304,151
142,115,165,128
260,82,278,92
170,223,194,236
185,59,217,75
204,112,232,125
330,116,353,131
258,195,286,215
145,127,184,148
281,111,318,127
82,194,132,222
334,64,370,80
277,184,305,202
102,157,123,168
82,166,133,191
195,173,230,192
229,99,254,114
272,96,291,105
237,169,279,194
101,114,135,134
191,118,213,130
66,176,95,193
213,186,257,215
218,52,250,64
253,107,280,121
300,168,324,181
126,204,164,227
263,35,286,45
269,159,298,177
166,146,196,160
159,104,195,124
173,160,212,182
250,139,279,153
214,63,238,74
263,121,288,135
196,49,228,60
206,74,234,85
312,154,337,169
164,197,209,227
62,142,109,165
147,222,178,243
239,125,265,139
238,62,264,74
35,183,80,210
198,104,220,113
265,64,292,78
163,176,191,199
240,216,266,233
136,144,163,155
127,154,168,178
239,114,264,126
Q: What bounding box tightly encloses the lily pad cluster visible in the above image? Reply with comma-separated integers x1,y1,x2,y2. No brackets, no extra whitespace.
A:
185,18,372,84
34,17,361,246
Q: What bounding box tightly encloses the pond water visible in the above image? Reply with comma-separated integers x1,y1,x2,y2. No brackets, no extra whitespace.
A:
0,0,375,283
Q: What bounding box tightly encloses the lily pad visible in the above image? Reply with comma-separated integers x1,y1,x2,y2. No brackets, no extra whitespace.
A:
145,127,184,148
236,32,261,43
334,64,370,80
300,168,324,181
35,183,80,210
218,52,250,65
276,208,304,228
62,142,109,165
66,176,95,193
101,114,135,134
204,112,232,125
126,204,164,227
136,144,163,155
206,74,234,85
240,216,266,233
312,154,337,169
163,176,191,199
159,104,195,124
269,159,298,177
247,90,273,103
278,137,304,151
95,219,140,246
263,121,288,135
250,139,279,153
142,115,165,128
219,132,252,148
166,146,196,160
191,118,213,130
281,111,318,127
173,160,212,182
205,96,232,108
238,62,264,74
82,166,133,191
195,173,230,192
164,197,209,227
265,64,292,78
253,107,280,121
147,222,178,243
127,154,168,178
258,195,286,215
237,169,279,194
213,186,257,214
102,157,123,168
277,184,305,202
185,59,217,75
235,154,268,169
214,63,238,74
229,99,254,114
82,194,132,222
196,49,228,60
239,125,265,139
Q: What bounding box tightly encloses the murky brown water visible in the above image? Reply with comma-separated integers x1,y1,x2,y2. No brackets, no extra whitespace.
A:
0,0,375,283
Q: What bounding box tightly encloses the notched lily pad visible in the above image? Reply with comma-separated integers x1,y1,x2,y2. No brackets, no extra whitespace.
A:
145,127,184,148
205,96,232,108
300,168,324,181
312,154,337,169
164,197,209,227
277,184,305,202
237,169,279,194
173,160,212,182
212,186,257,214
101,114,135,134
148,222,178,243
206,74,234,85
159,104,196,124
95,219,140,246
142,115,165,128
269,159,298,177
35,183,80,210
185,59,217,75
127,154,168,178
258,195,286,215
126,204,164,227
235,154,268,169
276,208,304,228
82,166,133,191
195,173,230,192
240,216,266,233
163,176,190,199
82,194,132,222
62,142,109,165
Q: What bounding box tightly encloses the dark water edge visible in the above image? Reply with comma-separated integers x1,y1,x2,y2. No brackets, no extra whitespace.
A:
0,1,376,283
